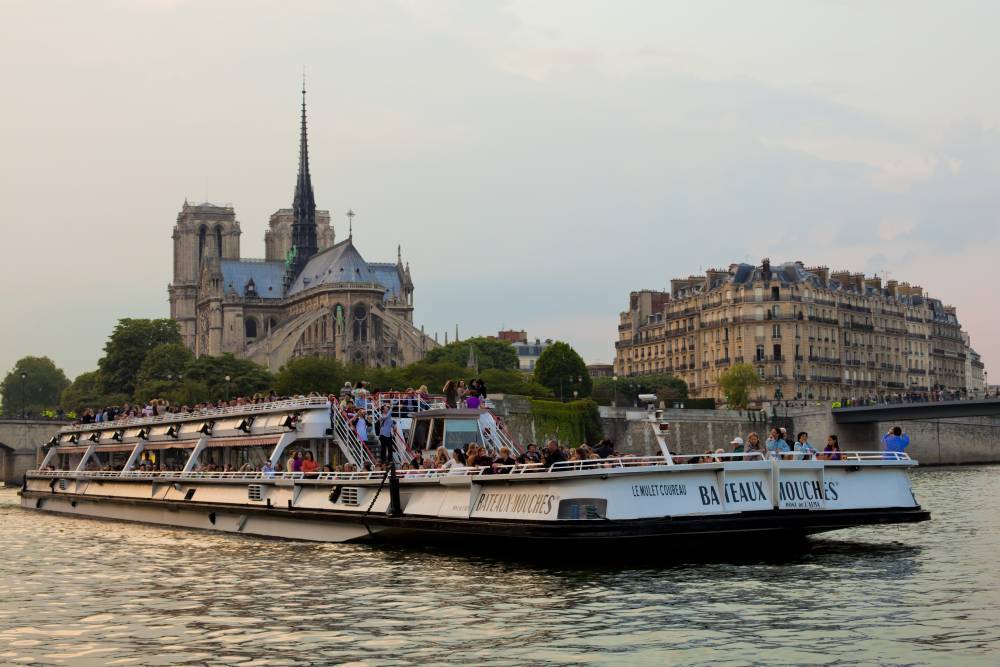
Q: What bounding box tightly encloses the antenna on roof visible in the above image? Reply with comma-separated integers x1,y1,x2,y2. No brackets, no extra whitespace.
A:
346,209,355,239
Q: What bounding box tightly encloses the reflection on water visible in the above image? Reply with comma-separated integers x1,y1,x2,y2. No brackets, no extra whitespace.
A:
1,466,998,665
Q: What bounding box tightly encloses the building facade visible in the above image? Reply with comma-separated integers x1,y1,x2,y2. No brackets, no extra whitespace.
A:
168,87,435,371
493,330,553,372
614,260,973,403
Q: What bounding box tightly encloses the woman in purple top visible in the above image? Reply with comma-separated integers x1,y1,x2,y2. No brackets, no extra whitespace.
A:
465,390,481,409
821,434,843,461
290,450,303,473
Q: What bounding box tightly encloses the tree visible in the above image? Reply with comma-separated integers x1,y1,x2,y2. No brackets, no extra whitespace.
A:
479,368,554,398
424,337,519,371
533,341,592,400
1,356,70,417
98,319,182,396
136,343,194,386
183,354,274,399
719,363,761,409
274,357,350,396
61,371,107,413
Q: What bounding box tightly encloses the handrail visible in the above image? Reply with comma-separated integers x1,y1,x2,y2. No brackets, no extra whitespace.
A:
29,451,911,483
63,397,331,433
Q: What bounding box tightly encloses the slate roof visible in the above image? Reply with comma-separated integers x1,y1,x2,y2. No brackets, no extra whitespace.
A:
221,260,286,298
286,240,371,294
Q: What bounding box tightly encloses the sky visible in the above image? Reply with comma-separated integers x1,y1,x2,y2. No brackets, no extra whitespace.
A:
1,0,998,384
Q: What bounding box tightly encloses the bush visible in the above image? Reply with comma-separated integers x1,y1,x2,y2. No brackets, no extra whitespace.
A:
529,398,602,446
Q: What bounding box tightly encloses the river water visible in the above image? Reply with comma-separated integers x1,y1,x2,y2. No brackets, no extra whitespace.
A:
1,466,998,666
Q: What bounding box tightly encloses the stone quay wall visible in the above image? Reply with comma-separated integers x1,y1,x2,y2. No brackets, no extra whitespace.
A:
490,396,1000,466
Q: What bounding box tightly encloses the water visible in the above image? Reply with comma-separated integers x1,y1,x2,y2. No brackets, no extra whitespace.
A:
0,467,997,666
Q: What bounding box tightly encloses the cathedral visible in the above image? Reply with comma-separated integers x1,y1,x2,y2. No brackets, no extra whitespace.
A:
168,87,436,371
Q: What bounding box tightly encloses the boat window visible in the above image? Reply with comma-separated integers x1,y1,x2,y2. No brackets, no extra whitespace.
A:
411,420,430,451
443,419,483,450
427,418,444,450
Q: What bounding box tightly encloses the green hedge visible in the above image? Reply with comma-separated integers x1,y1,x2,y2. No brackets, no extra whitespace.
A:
529,398,603,446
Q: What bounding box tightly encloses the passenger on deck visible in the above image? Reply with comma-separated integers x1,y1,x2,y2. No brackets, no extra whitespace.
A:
410,450,425,469
471,446,494,469
730,437,745,458
301,451,318,477
378,404,395,464
594,438,614,459
881,426,910,456
262,460,276,479
821,435,844,460
495,447,517,470
442,380,458,408
744,432,764,459
794,432,818,459
766,427,790,459
445,449,463,471
287,451,303,473
433,446,450,468
543,440,566,469
465,390,481,409
518,443,542,465
457,380,468,404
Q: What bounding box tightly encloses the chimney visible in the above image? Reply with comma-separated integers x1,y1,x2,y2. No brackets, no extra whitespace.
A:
852,274,865,292
762,258,771,282
865,276,882,291
887,279,899,298
831,270,851,287
808,266,830,286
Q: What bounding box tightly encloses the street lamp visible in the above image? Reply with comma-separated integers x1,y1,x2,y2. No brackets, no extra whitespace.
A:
19,371,27,420
224,375,231,400
612,375,618,407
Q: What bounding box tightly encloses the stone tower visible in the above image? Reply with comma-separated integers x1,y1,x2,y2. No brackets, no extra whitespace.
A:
168,202,241,350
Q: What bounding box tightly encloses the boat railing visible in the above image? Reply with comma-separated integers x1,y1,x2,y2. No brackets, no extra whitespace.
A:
63,396,331,433
28,451,911,482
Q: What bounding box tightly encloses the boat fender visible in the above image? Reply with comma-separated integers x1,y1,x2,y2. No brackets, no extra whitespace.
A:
208,512,217,525
49,478,58,492
847,465,861,473
266,498,273,509
329,486,343,504
70,501,77,508
35,498,44,509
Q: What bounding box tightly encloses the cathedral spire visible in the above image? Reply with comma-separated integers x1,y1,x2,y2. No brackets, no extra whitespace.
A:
288,75,318,279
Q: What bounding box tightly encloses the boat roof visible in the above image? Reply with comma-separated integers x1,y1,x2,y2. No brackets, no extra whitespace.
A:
409,408,487,419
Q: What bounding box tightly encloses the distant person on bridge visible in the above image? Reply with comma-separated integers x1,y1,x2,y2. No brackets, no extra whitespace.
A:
881,426,910,457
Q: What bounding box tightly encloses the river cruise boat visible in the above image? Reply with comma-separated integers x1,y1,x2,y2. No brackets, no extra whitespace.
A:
20,395,929,544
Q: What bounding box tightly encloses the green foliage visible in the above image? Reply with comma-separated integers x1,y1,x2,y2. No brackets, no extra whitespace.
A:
533,341,592,400
719,363,761,409
1,356,70,417
529,398,603,445
136,343,194,387
60,371,106,413
275,357,351,396
424,337,519,371
592,374,689,406
479,368,554,399
98,319,182,396
183,354,274,399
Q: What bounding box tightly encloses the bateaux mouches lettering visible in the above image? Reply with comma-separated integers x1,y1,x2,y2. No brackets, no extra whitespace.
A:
697,479,841,506
474,492,558,515
778,480,840,502
631,483,687,498
698,480,768,506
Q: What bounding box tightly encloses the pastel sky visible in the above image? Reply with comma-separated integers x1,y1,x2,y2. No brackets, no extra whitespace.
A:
1,0,997,384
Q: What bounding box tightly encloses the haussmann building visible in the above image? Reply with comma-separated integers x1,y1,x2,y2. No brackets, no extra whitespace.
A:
614,259,979,403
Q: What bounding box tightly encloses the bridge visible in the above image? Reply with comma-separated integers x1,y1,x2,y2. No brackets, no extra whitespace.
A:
0,419,68,485
833,398,1000,423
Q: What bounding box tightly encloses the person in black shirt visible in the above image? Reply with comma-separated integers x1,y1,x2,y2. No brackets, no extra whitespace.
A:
543,440,566,469
410,450,425,469
494,446,517,471
517,443,542,465
594,438,614,458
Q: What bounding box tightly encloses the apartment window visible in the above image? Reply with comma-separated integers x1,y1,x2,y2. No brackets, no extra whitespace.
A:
772,324,781,339
756,345,765,361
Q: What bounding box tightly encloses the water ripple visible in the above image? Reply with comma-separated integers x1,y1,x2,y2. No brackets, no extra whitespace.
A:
1,466,998,665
